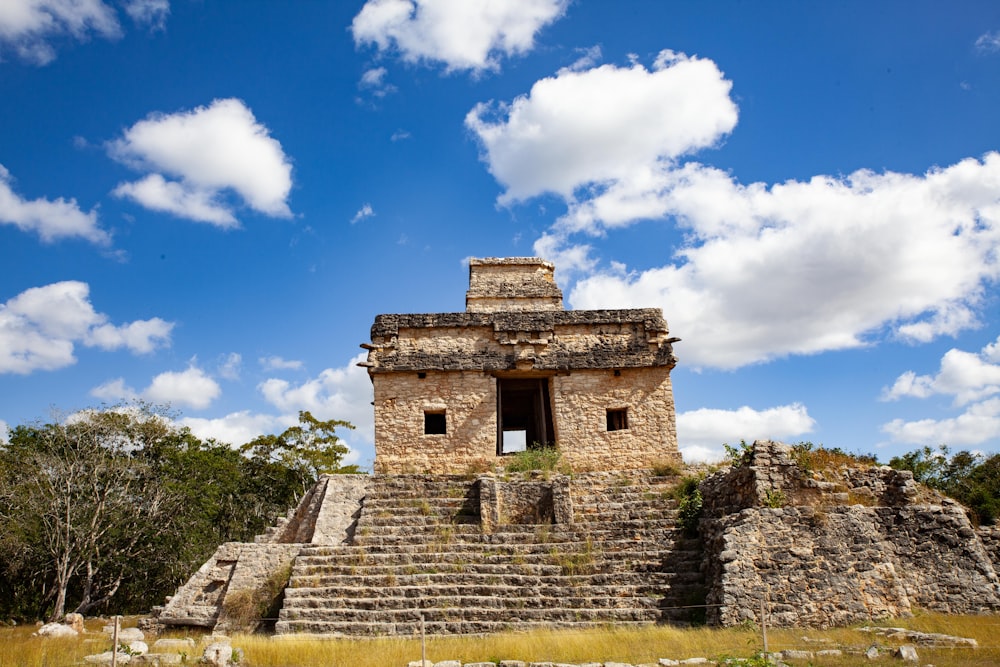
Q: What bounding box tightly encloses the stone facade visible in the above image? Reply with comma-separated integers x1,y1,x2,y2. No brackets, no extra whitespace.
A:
362,258,680,473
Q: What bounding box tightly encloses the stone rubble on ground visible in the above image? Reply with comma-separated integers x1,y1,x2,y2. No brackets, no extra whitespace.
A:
857,626,978,648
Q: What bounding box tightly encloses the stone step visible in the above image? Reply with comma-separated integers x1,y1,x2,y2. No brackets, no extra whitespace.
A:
279,605,664,625
298,541,693,560
286,571,683,592
282,590,670,610
274,617,658,637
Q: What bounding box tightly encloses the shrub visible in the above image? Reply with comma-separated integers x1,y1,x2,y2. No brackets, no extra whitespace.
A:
505,446,561,473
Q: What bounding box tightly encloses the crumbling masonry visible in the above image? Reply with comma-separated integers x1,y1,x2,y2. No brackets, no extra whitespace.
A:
154,258,1000,634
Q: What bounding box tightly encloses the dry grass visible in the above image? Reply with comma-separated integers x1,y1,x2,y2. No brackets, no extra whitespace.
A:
2,612,998,667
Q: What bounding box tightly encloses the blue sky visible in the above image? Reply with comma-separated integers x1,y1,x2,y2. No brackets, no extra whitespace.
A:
3,1,1000,468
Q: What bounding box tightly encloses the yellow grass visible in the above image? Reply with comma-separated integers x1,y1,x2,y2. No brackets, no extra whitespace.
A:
2,613,999,667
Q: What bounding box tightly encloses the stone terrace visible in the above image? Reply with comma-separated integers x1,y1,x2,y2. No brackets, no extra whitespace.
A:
274,472,705,636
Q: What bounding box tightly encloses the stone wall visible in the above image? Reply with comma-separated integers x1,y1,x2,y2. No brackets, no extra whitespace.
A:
552,367,679,470
700,441,1000,627
373,370,498,473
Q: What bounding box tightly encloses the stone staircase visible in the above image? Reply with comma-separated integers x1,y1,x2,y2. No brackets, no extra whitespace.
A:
275,472,705,635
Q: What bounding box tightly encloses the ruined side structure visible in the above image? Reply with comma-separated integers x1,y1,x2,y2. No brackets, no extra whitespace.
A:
361,257,681,473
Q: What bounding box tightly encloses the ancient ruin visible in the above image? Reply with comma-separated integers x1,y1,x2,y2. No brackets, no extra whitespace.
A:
153,257,1000,635
362,257,681,473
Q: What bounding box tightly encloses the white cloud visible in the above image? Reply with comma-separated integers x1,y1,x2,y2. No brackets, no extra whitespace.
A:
677,403,815,461
469,52,1000,370
466,50,738,204
0,0,120,64
258,352,375,448
567,153,1000,368
882,398,1000,446
0,281,172,374
91,364,220,410
179,410,290,447
123,0,168,30
143,364,221,410
880,336,1000,447
882,339,1000,406
90,377,138,401
975,30,1000,54
351,203,375,224
217,352,241,380
351,0,568,73
0,163,108,244
359,66,396,97
391,129,411,142
112,174,237,227
259,355,303,371
109,98,293,226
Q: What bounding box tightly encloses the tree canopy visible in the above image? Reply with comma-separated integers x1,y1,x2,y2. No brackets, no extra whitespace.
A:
0,405,357,622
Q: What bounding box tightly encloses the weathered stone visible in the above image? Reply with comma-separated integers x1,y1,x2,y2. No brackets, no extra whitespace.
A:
433,661,461,667
865,646,880,660
128,640,149,655
84,652,132,665
35,622,77,637
64,613,84,633
894,645,918,662
202,642,232,667
151,638,195,651
132,654,183,665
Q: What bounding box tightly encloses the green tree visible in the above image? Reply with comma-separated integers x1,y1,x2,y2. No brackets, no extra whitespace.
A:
0,407,178,620
241,410,359,486
890,445,1000,525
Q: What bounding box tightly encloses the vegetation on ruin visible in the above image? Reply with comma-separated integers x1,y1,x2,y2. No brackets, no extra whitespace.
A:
889,445,1000,525
504,445,563,473
0,405,354,622
3,612,998,667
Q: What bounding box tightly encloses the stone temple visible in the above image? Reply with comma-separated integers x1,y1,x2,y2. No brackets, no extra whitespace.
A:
363,257,681,474
153,257,1000,635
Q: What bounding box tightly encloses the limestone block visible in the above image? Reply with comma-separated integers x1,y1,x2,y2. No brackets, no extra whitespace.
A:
84,652,132,664
35,622,77,637
65,613,85,633
202,642,233,667
894,645,918,662
152,638,196,651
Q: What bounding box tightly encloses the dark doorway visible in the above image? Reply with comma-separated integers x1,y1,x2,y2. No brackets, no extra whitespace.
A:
497,377,555,454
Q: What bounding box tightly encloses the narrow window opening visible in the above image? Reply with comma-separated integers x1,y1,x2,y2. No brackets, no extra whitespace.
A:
424,411,446,435
607,408,628,431
417,372,427,379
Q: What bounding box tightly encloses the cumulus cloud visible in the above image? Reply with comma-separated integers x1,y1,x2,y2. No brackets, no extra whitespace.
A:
258,353,374,464
351,203,375,224
882,338,1000,406
0,163,108,244
93,362,221,410
677,403,815,461
109,98,293,226
351,0,568,73
568,155,1000,368
882,398,1000,447
881,336,1000,447
469,51,1000,370
179,410,289,447
0,281,172,374
466,50,738,204
0,0,120,64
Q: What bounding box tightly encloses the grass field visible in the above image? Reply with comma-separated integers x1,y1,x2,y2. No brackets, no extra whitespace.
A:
1,612,998,667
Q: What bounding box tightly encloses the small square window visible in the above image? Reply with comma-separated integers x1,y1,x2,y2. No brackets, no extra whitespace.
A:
424,411,446,435
607,408,628,431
